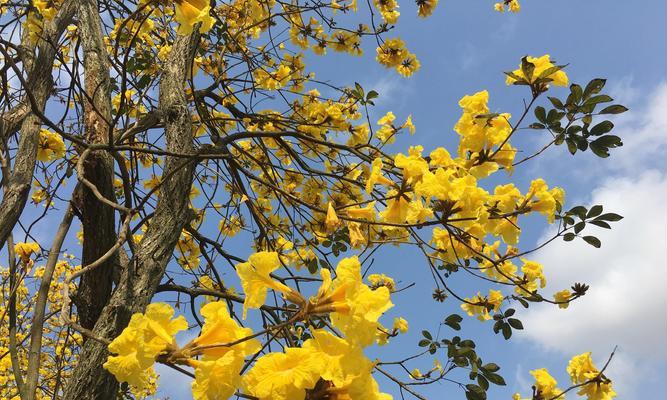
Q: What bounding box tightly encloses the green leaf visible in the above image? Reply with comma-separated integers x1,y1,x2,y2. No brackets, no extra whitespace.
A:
548,96,564,109
354,82,364,97
585,94,613,106
563,232,576,241
568,206,588,219
306,259,318,274
501,324,512,340
444,314,463,331
486,372,507,386
583,236,601,248
418,339,431,347
482,363,500,372
422,330,433,340
587,205,603,218
569,84,583,104
521,57,536,82
465,384,487,400
477,375,489,391
535,106,547,123
599,104,628,114
538,65,566,79
507,318,523,330
596,213,623,222
589,220,611,229
574,222,586,234
583,78,606,98
592,134,623,147
590,121,614,136
504,71,525,83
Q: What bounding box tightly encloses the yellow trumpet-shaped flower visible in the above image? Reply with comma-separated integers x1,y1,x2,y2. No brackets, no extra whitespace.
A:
189,301,261,358
37,129,66,162
325,202,341,233
174,0,215,36
188,302,260,400
191,352,245,400
237,251,301,318
530,368,563,399
329,257,393,347
567,352,616,400
303,329,392,399
242,347,322,400
366,157,395,193
104,303,187,390
14,242,40,264
345,201,376,221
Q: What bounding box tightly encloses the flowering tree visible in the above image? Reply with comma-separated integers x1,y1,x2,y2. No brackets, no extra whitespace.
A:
0,0,627,399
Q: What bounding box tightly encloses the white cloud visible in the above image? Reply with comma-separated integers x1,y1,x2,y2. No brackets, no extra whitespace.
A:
608,82,667,171
520,170,667,397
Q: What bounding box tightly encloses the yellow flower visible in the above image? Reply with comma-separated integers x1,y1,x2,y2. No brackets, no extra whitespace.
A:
104,303,187,391
554,289,572,309
396,53,421,77
392,317,408,333
367,273,395,292
241,347,321,400
236,251,300,318
255,64,293,90
376,38,407,68
302,329,392,399
530,368,563,399
188,302,261,399
526,178,565,223
329,257,393,347
379,193,410,224
394,146,428,182
191,352,244,400
406,200,434,224
14,242,40,264
174,0,215,35
325,202,341,233
190,301,261,358
567,352,616,400
506,54,568,87
417,0,439,17
461,289,504,321
346,202,376,221
520,258,546,289
37,129,66,162
365,158,394,193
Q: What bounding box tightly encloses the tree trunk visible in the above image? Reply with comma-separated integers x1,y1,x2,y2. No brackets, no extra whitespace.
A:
74,0,117,332
62,33,198,400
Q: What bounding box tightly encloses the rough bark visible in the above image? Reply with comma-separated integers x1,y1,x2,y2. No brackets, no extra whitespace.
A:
73,0,118,332
62,33,198,400
0,3,75,250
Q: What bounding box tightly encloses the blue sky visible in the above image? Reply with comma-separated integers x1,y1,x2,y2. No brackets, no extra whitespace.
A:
4,0,667,398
